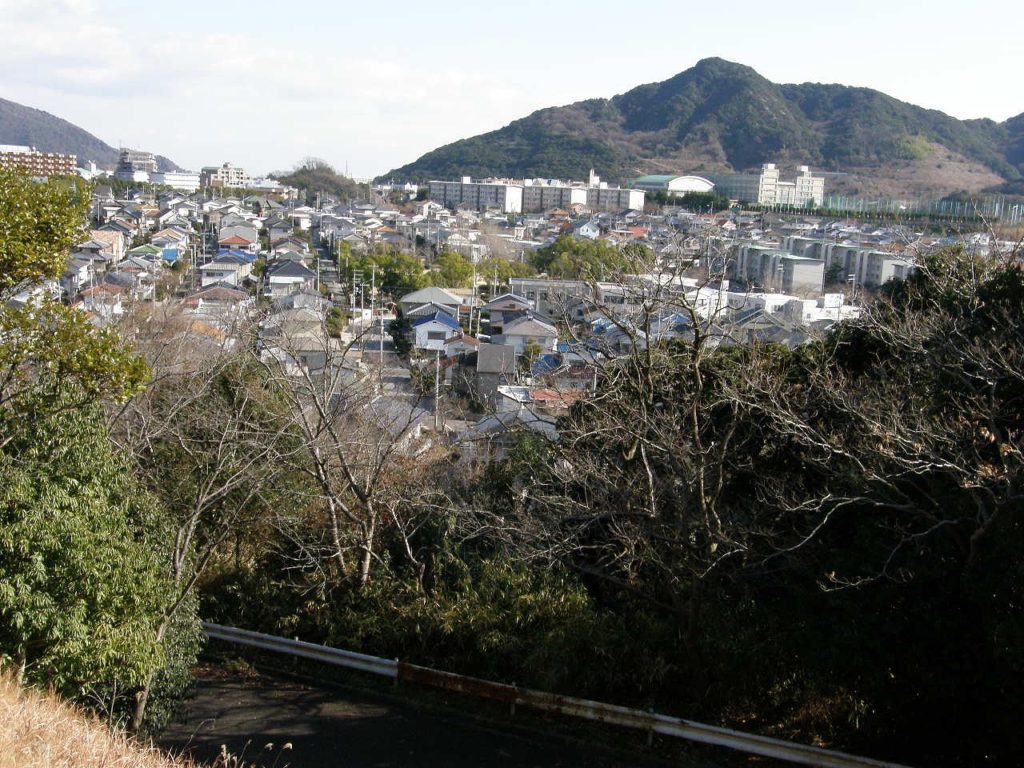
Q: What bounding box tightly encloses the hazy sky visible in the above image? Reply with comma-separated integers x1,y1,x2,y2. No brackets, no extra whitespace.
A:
1,0,1021,177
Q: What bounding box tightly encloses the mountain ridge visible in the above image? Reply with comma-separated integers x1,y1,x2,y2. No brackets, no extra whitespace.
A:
0,96,179,172
380,58,1024,197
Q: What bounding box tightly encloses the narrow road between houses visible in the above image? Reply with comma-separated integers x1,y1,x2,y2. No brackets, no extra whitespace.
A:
160,666,727,768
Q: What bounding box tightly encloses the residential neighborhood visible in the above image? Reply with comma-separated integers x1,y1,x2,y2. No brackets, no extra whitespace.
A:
13,159,1021,468
3,7,1024,766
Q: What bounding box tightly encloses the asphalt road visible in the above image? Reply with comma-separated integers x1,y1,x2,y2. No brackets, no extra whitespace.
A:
160,667,719,768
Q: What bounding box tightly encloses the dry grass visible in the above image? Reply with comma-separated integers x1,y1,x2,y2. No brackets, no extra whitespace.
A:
0,673,193,768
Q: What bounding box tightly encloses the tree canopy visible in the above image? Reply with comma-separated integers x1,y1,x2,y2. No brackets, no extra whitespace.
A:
432,250,473,288
344,246,429,297
531,234,652,279
0,170,88,293
0,172,167,719
271,158,367,204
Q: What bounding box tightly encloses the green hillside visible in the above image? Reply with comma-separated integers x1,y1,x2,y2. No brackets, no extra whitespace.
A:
379,58,1022,195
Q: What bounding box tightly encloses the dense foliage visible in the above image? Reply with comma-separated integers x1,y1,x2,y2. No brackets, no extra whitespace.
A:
0,173,185,730
202,246,1022,767
0,394,169,696
531,234,652,279
6,170,1021,765
342,245,429,296
431,250,473,288
271,158,367,204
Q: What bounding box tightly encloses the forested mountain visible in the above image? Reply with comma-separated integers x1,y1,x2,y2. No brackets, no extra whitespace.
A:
381,58,1024,197
0,96,179,171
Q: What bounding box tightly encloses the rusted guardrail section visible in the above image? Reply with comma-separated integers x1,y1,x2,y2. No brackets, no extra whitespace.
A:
202,622,913,768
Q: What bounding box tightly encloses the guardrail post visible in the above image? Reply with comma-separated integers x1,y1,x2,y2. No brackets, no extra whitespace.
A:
510,682,516,717
394,659,399,687
647,707,654,747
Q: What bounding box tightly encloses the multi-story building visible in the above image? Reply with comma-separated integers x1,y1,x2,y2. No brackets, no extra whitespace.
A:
793,166,824,206
150,170,201,192
521,179,587,211
201,162,251,189
731,243,825,295
757,163,780,203
430,171,645,215
780,237,914,289
823,244,913,289
704,171,759,203
585,185,645,212
428,177,523,213
114,148,158,182
707,164,824,207
0,144,77,176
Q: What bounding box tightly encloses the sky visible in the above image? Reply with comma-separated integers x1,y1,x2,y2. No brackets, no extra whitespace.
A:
1,0,1021,178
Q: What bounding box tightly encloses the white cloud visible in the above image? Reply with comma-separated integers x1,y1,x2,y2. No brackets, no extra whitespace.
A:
0,2,540,176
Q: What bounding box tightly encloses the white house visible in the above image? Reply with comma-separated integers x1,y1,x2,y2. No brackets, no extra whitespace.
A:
496,313,559,356
412,311,461,351
264,260,317,297
573,221,600,240
181,283,254,317
200,254,252,287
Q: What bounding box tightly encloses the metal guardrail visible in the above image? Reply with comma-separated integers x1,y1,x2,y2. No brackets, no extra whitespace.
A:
202,622,913,768
203,623,397,679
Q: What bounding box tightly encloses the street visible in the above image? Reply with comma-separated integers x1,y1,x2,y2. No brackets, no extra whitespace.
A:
159,667,717,768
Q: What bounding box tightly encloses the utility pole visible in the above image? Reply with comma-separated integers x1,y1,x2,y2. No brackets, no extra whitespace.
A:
471,257,478,336
370,264,376,357
434,347,442,430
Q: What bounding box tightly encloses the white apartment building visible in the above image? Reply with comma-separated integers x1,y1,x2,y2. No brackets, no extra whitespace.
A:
151,171,201,192
202,162,251,189
757,164,823,207
793,166,824,206
758,163,780,204
428,177,523,213
709,164,824,207
430,171,645,215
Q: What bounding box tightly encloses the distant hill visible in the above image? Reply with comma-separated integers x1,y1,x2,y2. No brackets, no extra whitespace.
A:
380,58,1024,198
271,158,367,203
0,96,179,171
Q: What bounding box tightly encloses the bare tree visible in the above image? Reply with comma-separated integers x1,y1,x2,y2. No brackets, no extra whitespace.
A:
110,304,296,730
256,311,443,590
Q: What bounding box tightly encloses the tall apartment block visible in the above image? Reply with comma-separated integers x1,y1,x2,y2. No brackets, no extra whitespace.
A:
114,148,158,181
707,164,824,207
0,144,77,176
